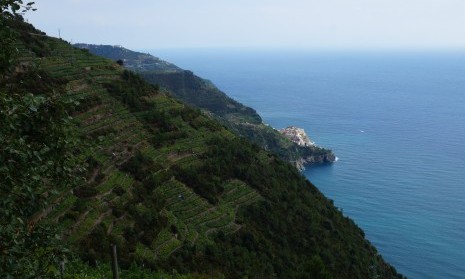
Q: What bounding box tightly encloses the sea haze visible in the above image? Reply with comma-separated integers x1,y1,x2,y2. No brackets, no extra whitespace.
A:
148,49,465,279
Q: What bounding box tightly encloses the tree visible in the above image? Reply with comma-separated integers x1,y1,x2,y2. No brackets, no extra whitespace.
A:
1,0,36,17
0,85,83,277
0,4,84,277
1,1,35,74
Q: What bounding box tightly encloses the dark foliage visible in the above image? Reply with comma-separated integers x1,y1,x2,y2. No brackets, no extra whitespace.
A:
120,151,156,181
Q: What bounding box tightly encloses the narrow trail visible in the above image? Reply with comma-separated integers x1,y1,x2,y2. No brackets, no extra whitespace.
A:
65,210,90,237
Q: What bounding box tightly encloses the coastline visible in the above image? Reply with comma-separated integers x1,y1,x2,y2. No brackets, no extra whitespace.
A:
279,126,336,170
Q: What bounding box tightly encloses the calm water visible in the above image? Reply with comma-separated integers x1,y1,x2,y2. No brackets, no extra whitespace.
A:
148,49,465,279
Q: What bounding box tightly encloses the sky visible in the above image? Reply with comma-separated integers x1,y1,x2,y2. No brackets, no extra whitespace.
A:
25,0,465,51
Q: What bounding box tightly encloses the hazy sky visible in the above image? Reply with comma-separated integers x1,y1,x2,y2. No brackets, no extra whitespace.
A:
26,0,465,50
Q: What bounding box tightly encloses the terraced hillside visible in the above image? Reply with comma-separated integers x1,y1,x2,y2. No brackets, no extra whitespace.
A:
75,44,336,169
4,20,403,278
20,40,256,263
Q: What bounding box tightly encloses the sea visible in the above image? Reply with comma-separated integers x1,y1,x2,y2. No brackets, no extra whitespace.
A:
146,49,465,279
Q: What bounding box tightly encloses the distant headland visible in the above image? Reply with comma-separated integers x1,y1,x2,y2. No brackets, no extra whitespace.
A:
279,126,336,170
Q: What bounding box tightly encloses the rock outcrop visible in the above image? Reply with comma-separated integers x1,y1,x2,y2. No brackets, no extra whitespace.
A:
279,126,336,170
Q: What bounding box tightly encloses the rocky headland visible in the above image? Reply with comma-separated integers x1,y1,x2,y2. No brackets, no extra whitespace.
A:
279,126,336,170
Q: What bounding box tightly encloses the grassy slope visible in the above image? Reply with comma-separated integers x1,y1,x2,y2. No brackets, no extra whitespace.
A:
75,44,336,168
12,20,403,278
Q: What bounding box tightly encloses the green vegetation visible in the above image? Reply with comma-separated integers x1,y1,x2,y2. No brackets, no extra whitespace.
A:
0,3,80,278
1,16,404,279
75,44,336,168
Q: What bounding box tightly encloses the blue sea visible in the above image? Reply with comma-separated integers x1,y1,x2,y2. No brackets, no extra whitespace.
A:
148,49,465,279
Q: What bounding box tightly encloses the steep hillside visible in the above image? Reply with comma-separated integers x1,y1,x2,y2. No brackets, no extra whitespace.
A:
74,44,336,169
74,43,181,73
3,19,403,278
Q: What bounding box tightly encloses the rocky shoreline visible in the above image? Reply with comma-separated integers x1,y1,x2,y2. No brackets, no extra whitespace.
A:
279,126,336,171
294,153,337,171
